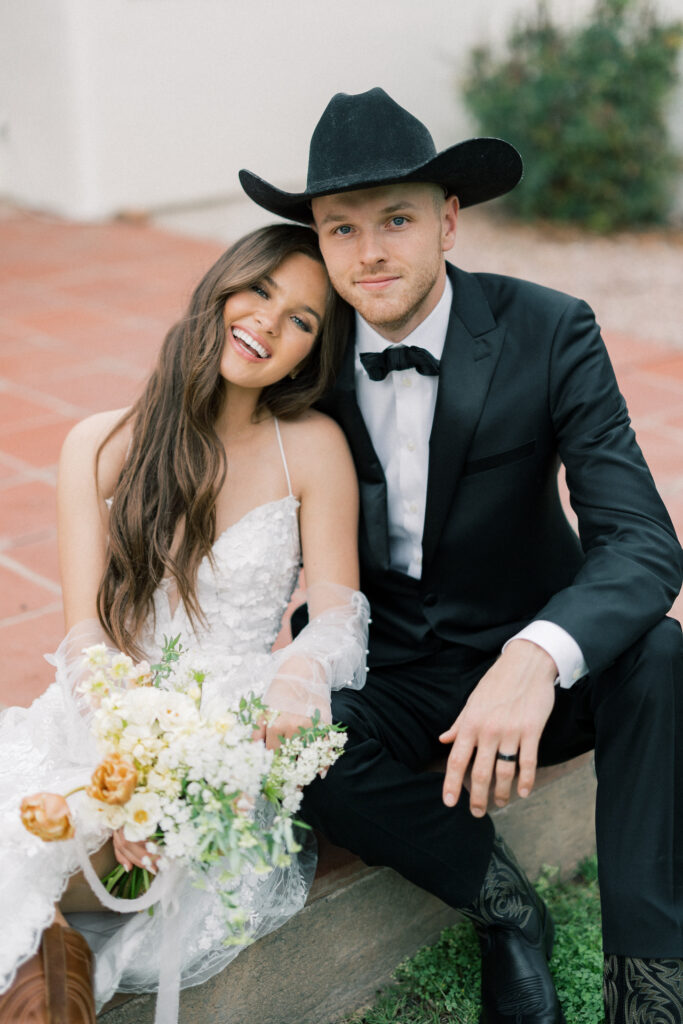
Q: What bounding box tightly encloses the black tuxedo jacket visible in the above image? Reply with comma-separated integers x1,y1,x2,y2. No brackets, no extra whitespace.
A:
319,263,683,675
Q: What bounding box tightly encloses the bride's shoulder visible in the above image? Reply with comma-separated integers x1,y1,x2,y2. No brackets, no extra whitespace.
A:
281,409,351,459
279,410,355,494
60,408,133,493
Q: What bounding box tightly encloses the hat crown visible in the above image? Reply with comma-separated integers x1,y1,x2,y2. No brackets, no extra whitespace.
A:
306,88,437,192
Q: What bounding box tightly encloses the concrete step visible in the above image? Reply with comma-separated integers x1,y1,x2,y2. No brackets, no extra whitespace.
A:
99,752,596,1024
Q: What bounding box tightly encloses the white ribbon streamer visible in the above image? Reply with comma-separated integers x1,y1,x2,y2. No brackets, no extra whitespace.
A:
75,838,183,1024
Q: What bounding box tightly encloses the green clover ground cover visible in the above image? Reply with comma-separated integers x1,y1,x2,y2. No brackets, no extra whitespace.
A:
343,857,603,1024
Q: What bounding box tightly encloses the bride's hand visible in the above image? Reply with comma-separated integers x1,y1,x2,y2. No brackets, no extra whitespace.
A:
261,672,332,750
251,711,315,749
264,711,315,750
112,828,159,873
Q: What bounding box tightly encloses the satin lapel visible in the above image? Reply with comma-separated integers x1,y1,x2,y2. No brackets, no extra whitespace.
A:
326,341,391,571
422,265,506,571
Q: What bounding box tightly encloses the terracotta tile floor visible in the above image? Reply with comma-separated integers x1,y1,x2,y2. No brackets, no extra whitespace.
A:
1,210,222,706
1,207,681,707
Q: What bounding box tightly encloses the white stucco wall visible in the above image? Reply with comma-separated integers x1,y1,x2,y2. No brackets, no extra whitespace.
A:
0,0,681,222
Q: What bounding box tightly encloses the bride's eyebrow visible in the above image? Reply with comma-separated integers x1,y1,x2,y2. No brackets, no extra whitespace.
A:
263,275,322,326
298,303,322,327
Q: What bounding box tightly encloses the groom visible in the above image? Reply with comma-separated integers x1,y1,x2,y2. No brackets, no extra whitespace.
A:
240,88,683,1023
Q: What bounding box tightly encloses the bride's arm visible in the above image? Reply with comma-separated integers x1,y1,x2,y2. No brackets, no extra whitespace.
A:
50,410,132,717
57,409,131,630
296,411,360,595
261,412,369,748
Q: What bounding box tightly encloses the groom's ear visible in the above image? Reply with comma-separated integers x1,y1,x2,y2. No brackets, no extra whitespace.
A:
441,195,459,254
307,201,318,232
310,197,325,232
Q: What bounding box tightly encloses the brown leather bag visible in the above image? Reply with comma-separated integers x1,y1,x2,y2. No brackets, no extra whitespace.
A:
0,923,95,1023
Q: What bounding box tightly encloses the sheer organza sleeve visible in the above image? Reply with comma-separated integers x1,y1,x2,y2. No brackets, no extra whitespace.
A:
44,618,119,724
263,583,370,722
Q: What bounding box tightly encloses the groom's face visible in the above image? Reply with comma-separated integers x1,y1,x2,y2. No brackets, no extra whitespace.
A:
312,182,458,343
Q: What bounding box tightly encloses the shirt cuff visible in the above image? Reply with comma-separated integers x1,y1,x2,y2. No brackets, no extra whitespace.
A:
504,620,588,689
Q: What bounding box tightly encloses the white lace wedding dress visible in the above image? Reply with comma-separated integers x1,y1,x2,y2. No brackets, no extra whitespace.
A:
0,420,369,1010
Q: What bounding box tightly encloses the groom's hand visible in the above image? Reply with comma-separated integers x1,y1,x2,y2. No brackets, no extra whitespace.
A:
438,640,557,817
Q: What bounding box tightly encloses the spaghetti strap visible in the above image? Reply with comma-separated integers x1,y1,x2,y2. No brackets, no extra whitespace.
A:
273,417,293,497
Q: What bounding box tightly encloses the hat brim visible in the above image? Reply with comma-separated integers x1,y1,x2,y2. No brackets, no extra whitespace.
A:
240,138,522,224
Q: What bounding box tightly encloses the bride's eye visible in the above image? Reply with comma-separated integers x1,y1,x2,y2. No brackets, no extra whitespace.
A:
251,284,269,298
291,315,312,333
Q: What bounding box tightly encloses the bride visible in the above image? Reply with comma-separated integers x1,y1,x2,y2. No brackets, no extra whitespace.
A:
0,223,369,1021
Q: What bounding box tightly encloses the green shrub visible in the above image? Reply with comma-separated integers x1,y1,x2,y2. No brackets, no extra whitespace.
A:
463,0,683,231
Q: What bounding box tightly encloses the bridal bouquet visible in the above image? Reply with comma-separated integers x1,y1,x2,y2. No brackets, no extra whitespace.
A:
20,636,346,943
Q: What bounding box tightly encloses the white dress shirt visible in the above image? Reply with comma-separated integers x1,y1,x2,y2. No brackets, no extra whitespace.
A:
354,276,588,688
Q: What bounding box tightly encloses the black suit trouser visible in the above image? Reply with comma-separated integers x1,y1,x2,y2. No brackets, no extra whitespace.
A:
301,616,683,957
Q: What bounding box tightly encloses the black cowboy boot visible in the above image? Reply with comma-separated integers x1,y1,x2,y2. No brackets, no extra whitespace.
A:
603,954,683,1023
460,834,565,1024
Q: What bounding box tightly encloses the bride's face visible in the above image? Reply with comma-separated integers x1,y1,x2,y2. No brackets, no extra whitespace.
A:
219,252,328,390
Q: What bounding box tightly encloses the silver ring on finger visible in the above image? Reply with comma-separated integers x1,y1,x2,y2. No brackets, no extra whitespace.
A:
496,751,519,763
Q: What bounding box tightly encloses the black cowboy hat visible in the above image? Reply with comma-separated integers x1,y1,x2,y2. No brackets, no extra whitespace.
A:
239,87,522,224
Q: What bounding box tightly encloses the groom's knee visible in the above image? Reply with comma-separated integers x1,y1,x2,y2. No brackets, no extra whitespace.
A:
630,616,681,665
595,617,683,743
617,617,681,701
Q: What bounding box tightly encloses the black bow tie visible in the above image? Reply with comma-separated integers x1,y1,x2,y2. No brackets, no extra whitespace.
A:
360,345,440,382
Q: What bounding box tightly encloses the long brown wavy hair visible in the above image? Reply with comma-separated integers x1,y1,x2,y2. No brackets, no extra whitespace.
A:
97,224,352,656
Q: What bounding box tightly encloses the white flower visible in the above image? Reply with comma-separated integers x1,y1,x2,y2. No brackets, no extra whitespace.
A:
146,770,180,797
130,660,153,686
282,791,302,814
212,713,237,734
79,668,111,695
110,652,136,680
82,643,110,668
122,792,163,842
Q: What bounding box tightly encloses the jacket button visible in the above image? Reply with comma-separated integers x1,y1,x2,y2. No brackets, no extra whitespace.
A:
424,593,437,607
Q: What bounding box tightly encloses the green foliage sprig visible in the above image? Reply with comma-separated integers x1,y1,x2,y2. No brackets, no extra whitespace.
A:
463,0,683,231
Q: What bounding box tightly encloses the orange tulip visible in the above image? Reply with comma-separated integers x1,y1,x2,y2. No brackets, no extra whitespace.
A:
20,793,75,841
88,753,138,805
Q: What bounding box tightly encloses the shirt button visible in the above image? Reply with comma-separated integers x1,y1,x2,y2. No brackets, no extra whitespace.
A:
409,502,418,514
406,440,416,452
401,376,412,388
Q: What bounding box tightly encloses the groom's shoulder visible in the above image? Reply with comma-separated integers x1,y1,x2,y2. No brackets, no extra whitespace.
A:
461,267,585,317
